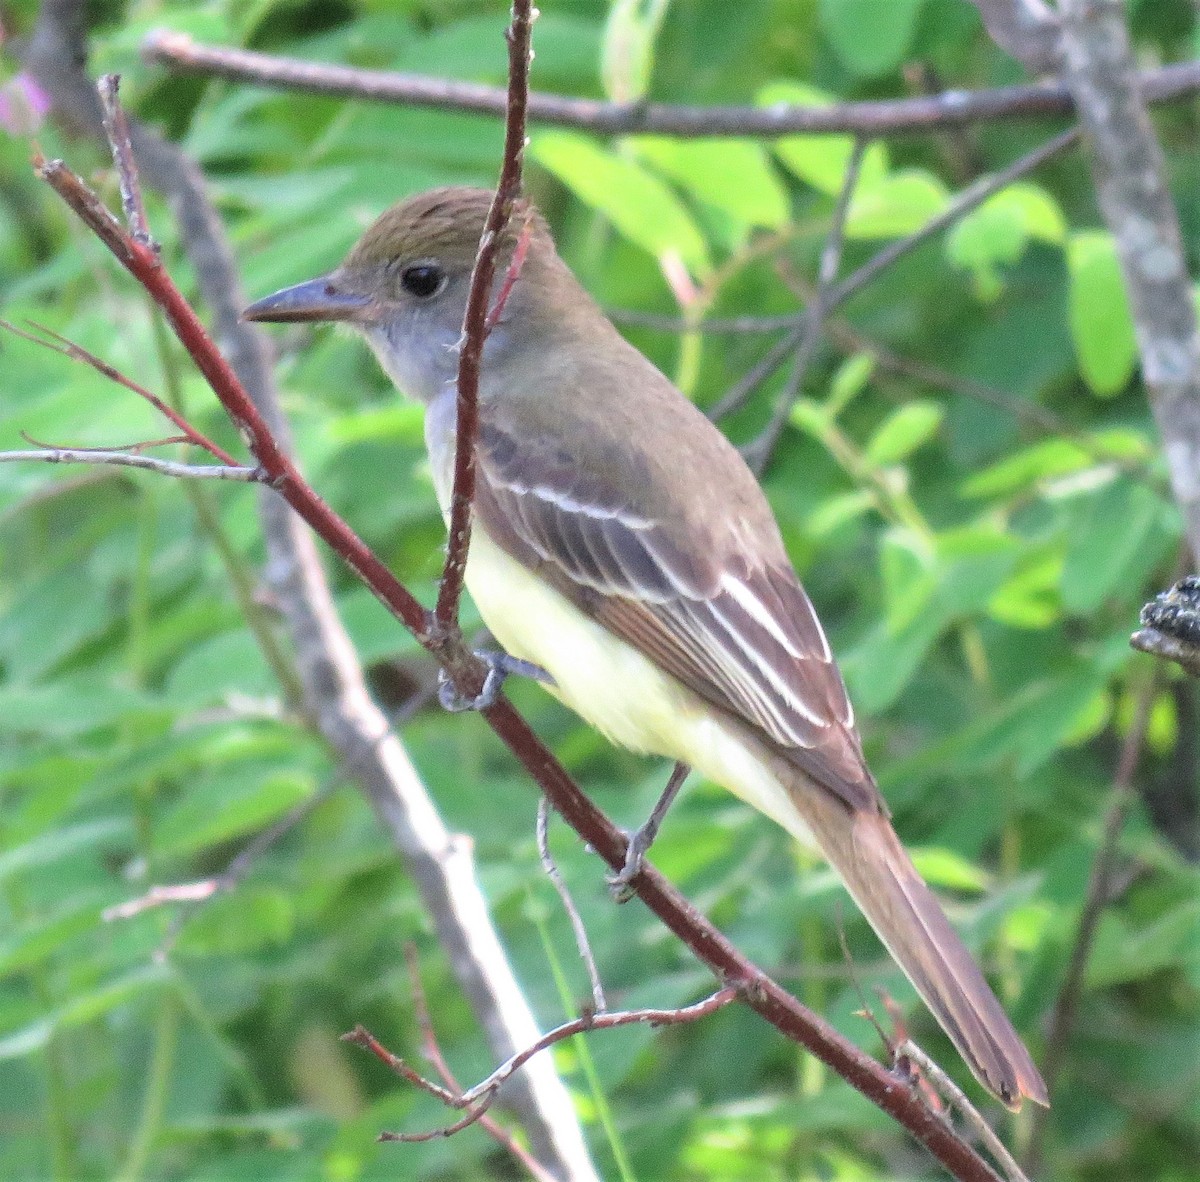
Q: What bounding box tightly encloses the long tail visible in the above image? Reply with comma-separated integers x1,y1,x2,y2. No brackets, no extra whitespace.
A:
793,784,1048,1109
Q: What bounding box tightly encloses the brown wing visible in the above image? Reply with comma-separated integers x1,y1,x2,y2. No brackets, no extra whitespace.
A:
474,416,882,814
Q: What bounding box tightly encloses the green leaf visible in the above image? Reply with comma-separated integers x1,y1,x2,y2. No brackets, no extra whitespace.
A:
531,132,711,274
865,401,944,464
879,528,936,633
1062,479,1167,613
1087,899,1200,989
0,818,129,886
946,183,1065,298
960,438,1095,498
757,82,889,197
947,183,1065,270
819,0,927,77
632,137,790,230
846,170,949,239
910,847,990,892
1067,230,1137,396
827,352,876,413
154,770,312,861
988,550,1064,629
601,0,670,103
0,965,170,1061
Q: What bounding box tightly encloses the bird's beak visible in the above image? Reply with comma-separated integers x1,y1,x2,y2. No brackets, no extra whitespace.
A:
242,275,373,324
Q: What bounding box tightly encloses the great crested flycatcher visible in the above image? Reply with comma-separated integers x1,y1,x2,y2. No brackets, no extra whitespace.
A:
245,186,1048,1109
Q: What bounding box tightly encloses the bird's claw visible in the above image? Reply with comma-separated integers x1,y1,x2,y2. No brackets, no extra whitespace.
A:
437,652,553,713
607,828,653,903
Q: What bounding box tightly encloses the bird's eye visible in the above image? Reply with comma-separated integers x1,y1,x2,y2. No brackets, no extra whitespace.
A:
400,263,446,298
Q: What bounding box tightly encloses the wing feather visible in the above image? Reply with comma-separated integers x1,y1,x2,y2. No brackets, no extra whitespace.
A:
474,419,879,811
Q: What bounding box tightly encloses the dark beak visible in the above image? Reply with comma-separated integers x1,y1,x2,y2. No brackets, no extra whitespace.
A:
242,275,372,324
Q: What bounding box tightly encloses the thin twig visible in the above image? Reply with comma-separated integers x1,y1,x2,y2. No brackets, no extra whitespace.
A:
98,74,151,243
710,127,1078,423
741,138,866,472
459,986,740,1105
537,799,606,1014
900,1040,1031,1182
0,448,259,481
143,31,1200,139
347,986,739,1142
402,946,559,1181
102,781,335,958
1025,671,1158,1171
35,123,1011,1182
21,30,596,1175
434,0,535,635
1,319,239,465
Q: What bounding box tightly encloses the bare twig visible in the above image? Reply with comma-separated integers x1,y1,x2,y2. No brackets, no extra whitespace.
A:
1026,672,1158,1170
741,138,866,472
23,14,599,1173
103,882,225,918
102,780,333,945
710,127,1079,423
538,799,606,1014
0,448,259,481
900,1040,1031,1182
142,31,1200,139
458,987,740,1106
98,74,151,242
434,0,535,636
347,986,739,1142
1059,0,1200,564
968,0,1061,75
35,152,1012,1181
403,946,559,1181
1,319,239,465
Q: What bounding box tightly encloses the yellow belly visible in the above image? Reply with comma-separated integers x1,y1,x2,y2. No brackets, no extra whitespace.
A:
463,525,814,847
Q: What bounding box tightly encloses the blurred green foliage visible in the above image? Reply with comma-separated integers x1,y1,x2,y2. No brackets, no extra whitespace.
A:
1,1,1199,1179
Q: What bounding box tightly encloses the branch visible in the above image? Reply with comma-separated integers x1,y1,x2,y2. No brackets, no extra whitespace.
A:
346,986,740,1142
141,31,1200,139
899,1040,1031,1182
434,0,534,635
0,448,260,481
22,14,598,1174
538,799,606,1015
1058,0,1200,564
1024,672,1157,1173
35,151,1010,1182
967,0,1061,75
401,946,560,1181
741,137,865,474
0,319,238,465
709,127,1078,423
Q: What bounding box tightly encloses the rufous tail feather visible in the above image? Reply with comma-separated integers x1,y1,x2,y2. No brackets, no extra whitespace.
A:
791,783,1048,1110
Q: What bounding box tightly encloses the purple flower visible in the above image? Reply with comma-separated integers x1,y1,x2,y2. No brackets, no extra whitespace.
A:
0,72,51,135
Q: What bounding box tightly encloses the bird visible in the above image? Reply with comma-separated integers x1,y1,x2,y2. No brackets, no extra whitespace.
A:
243,185,1048,1110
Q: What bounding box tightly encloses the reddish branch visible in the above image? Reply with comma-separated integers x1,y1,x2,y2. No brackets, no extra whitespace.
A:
390,946,558,1179
0,319,238,465
346,985,739,1144
434,0,535,634
35,148,1009,1182
142,30,1200,139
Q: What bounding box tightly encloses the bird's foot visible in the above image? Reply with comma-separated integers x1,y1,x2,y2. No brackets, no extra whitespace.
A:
607,761,690,903
437,651,553,713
